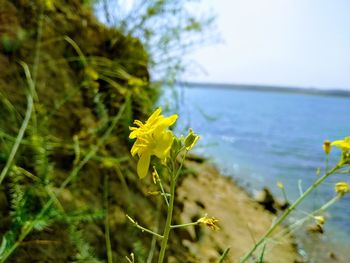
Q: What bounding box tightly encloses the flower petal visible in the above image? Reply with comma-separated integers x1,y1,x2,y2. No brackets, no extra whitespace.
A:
147,108,162,124
153,131,174,159
331,140,350,151
158,114,178,129
137,152,151,179
130,143,139,156
129,130,138,139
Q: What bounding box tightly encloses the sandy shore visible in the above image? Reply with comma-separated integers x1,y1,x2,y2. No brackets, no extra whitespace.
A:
177,159,300,263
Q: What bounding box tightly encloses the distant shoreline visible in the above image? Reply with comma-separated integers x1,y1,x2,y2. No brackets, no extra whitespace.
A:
177,81,350,98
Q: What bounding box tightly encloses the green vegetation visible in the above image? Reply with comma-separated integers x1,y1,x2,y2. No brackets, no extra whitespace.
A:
0,0,214,261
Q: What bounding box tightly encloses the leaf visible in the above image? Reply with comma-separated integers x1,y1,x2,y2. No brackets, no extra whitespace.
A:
0,236,7,256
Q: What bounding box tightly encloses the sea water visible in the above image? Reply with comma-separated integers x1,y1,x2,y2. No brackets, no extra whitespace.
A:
159,84,350,261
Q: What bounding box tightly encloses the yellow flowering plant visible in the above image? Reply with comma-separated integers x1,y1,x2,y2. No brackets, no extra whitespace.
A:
323,140,332,155
129,108,178,179
240,136,350,262
129,109,349,262
332,137,350,152
128,108,218,263
335,182,350,196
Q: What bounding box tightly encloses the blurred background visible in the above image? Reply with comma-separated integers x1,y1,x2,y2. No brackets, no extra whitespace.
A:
156,0,350,262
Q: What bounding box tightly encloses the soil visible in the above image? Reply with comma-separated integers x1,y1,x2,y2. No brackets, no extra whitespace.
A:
177,160,301,263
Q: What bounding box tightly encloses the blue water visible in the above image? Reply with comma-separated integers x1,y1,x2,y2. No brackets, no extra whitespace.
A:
160,85,350,251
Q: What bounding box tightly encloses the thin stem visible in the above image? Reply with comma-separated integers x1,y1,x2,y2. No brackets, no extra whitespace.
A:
153,166,169,206
175,150,187,181
158,151,188,263
63,36,87,66
104,174,113,263
282,189,288,202
239,164,340,263
126,215,163,239
262,194,342,258
146,200,162,263
269,194,341,247
325,155,329,173
158,177,169,206
170,221,199,229
157,174,176,263
334,170,350,174
32,7,44,86
298,179,303,196
318,194,341,211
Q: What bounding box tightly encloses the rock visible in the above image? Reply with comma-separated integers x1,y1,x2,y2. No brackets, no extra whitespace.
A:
186,154,206,163
307,223,324,234
328,252,337,260
275,198,290,210
254,187,277,213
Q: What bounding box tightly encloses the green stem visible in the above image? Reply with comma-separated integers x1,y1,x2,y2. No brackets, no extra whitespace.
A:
146,200,162,263
64,36,87,66
104,175,113,263
32,8,43,86
170,221,199,229
239,164,340,263
281,188,288,203
158,150,188,263
270,194,341,247
325,155,329,173
158,175,176,263
126,215,163,239
157,177,169,207
175,151,187,181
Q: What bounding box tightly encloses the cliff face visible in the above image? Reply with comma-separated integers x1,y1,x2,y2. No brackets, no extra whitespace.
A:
0,1,177,262
0,0,152,137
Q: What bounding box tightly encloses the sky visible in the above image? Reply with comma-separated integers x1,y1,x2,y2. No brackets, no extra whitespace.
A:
183,0,350,90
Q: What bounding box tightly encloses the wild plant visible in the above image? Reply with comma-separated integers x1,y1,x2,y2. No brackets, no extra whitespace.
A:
239,138,350,262
128,108,350,262
127,108,219,263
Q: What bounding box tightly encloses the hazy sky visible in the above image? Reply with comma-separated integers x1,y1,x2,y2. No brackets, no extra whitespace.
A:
184,0,350,90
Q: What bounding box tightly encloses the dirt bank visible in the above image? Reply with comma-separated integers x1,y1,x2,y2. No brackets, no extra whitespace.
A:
177,159,301,263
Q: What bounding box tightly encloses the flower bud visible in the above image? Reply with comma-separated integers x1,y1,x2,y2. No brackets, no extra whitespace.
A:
198,215,219,231
322,140,331,155
152,166,160,184
277,181,284,189
314,215,325,225
335,182,350,196
184,129,200,151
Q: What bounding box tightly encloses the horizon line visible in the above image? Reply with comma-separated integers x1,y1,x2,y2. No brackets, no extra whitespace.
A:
175,81,350,98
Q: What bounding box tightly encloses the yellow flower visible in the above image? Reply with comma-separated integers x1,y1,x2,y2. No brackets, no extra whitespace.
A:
322,140,331,155
198,215,219,231
129,108,178,178
335,182,350,196
314,215,325,225
277,181,284,189
331,137,350,152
